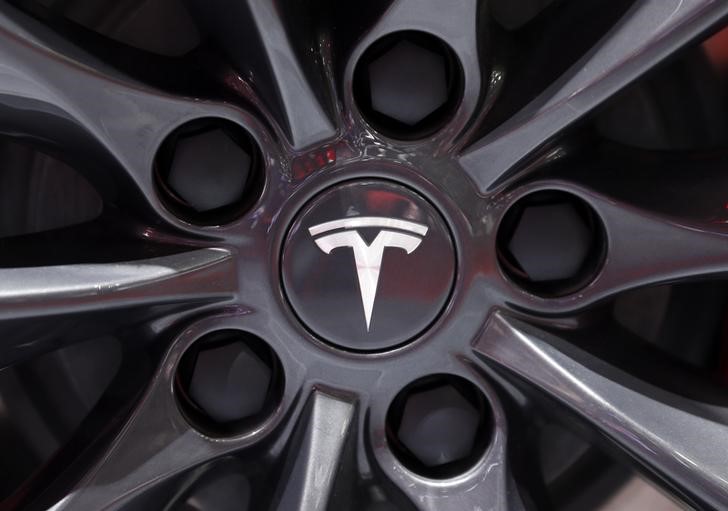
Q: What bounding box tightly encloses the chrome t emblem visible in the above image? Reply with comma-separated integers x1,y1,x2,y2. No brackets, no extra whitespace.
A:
309,217,429,331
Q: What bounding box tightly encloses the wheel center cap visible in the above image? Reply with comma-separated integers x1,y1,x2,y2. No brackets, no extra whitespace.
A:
282,180,455,351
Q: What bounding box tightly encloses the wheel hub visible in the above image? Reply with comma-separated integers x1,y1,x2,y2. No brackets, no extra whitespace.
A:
281,179,455,351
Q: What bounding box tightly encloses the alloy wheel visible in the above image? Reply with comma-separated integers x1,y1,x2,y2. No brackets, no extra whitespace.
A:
2,0,728,510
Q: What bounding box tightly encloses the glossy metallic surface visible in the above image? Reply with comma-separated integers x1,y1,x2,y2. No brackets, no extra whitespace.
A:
475,313,728,509
281,180,455,351
0,249,233,319
271,390,356,511
1,0,728,509
309,217,427,331
459,0,728,192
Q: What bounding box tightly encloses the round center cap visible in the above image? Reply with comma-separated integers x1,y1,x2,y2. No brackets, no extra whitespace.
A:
282,180,455,351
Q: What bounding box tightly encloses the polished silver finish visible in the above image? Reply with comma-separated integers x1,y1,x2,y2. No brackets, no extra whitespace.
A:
308,217,428,237
310,216,428,331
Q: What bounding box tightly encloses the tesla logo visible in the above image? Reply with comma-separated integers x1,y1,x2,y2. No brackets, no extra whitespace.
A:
309,217,428,331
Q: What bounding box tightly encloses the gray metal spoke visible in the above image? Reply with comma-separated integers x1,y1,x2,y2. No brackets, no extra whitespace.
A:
350,0,484,136
474,312,728,509
460,0,728,192
373,377,528,511
507,184,728,314
185,0,336,149
0,3,240,208
271,390,356,511
243,0,336,149
392,458,527,511
0,248,236,367
51,386,220,511
0,248,235,321
47,323,280,511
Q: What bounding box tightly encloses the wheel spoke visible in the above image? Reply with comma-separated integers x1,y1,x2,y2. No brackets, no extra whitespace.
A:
185,0,336,149
374,377,529,511
42,350,244,510
506,181,728,314
271,390,356,511
393,458,527,511
3,0,724,507
0,248,235,321
353,0,484,134
0,3,235,210
460,0,728,192
36,318,301,511
474,312,728,509
0,248,235,367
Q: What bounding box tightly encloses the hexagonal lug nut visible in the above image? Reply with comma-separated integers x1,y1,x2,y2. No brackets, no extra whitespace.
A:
507,201,593,282
368,39,449,127
396,383,481,468
188,340,272,424
167,128,252,212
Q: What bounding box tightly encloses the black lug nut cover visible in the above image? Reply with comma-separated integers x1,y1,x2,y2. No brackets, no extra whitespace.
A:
354,31,462,139
387,376,491,478
176,331,283,435
498,190,605,296
188,340,272,423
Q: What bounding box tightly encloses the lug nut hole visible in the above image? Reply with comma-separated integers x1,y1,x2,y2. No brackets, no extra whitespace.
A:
386,374,492,479
175,330,283,437
497,190,606,297
353,31,464,140
154,118,264,225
